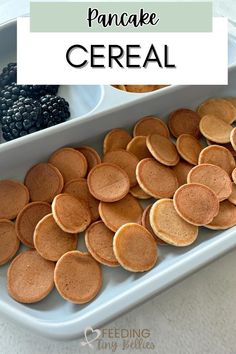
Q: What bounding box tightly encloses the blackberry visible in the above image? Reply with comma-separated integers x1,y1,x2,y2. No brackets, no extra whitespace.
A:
39,95,70,128
22,85,59,99
0,83,28,122
1,97,42,141
0,63,17,87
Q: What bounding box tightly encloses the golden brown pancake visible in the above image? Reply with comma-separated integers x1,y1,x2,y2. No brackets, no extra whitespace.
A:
206,139,236,157
150,199,198,246
24,163,64,203
176,134,203,165
85,221,119,267
199,115,232,144
173,183,219,226
52,194,91,233
197,98,236,124
187,164,232,201
146,134,179,166
16,202,51,248
113,223,157,272
126,136,152,160
198,145,235,175
205,200,236,230
54,251,102,304
7,250,55,303
0,220,20,265
125,85,165,93
136,158,179,199
0,180,29,220
87,163,130,202
168,108,201,138
133,116,170,138
34,214,78,261
49,147,87,183
103,128,132,154
99,193,143,232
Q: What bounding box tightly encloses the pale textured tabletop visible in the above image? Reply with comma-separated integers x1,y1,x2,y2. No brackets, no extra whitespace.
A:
0,1,236,353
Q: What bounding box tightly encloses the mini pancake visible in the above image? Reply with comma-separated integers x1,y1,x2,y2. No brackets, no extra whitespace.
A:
172,160,193,186
76,146,101,173
126,136,152,160
198,145,235,175
52,194,91,233
136,158,179,199
146,134,179,166
130,184,151,199
7,250,55,303
176,134,203,165
103,128,132,154
150,199,198,246
197,98,236,124
187,164,232,201
168,108,201,138
232,168,236,184
103,150,139,187
99,193,143,232
112,85,127,91
87,163,130,202
63,178,99,222
34,214,78,261
133,116,170,138
0,180,29,220
228,183,236,205
205,200,236,230
142,205,167,245
230,127,236,151
24,163,64,203
54,250,102,304
113,223,157,272
206,139,236,157
0,220,20,266
173,183,219,226
16,202,51,248
125,85,163,93
199,115,233,144
85,221,119,267
49,148,87,183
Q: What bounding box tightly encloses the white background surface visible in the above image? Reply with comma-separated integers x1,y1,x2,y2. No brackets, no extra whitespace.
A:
0,1,236,353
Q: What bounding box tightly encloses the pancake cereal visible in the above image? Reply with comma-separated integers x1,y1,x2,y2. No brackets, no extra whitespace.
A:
54,251,102,304
133,116,170,138
173,183,219,226
168,108,201,138
85,221,119,267
113,223,157,272
16,202,51,248
150,199,198,246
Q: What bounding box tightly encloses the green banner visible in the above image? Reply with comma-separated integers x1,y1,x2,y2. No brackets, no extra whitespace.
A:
30,1,212,32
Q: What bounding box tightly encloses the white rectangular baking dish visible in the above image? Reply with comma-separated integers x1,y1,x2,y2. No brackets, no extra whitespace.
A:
0,65,236,340
1,19,236,341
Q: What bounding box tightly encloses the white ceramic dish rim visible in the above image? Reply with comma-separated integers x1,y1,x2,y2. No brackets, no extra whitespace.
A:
0,65,236,341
